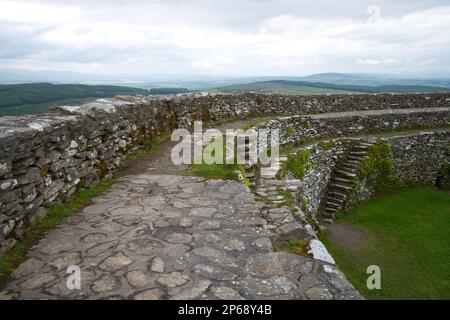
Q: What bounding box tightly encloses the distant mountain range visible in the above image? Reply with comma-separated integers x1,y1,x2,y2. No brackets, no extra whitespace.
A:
1,69,450,90
285,72,450,88
215,79,450,94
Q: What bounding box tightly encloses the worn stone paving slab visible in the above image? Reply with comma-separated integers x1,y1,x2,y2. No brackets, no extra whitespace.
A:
0,174,361,300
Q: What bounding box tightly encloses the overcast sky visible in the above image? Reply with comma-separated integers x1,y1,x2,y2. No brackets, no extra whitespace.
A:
1,0,449,77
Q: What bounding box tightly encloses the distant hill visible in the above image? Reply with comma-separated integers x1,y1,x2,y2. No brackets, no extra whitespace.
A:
0,83,148,116
215,81,352,94
2,69,450,90
293,73,450,88
149,87,189,95
216,80,450,94
0,83,148,108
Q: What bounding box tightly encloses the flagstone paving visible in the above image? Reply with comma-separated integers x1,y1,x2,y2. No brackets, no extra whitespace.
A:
0,173,362,300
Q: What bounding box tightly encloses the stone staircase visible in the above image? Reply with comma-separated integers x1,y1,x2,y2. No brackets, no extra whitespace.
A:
321,139,374,223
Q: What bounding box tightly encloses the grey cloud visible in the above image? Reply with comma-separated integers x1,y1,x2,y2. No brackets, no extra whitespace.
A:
0,0,449,76
0,22,47,58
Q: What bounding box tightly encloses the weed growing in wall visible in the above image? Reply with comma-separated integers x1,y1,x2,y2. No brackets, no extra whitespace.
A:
360,141,400,193
302,196,309,213
319,140,334,150
285,127,295,138
278,190,295,206
278,149,312,180
342,141,401,213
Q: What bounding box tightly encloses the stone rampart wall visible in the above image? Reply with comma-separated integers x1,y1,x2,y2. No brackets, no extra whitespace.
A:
1,92,450,253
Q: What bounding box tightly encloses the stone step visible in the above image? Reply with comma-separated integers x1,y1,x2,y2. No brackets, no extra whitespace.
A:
335,170,357,178
323,218,334,224
330,183,352,191
325,207,338,212
326,201,342,208
324,211,339,219
348,156,364,161
330,191,347,199
327,196,345,203
333,177,354,184
359,142,375,147
349,151,367,156
342,166,359,172
322,212,335,219
343,162,359,167
336,166,358,172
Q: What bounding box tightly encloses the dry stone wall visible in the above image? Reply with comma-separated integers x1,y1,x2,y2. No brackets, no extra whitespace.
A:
1,92,450,253
389,131,450,183
182,92,450,121
256,107,450,145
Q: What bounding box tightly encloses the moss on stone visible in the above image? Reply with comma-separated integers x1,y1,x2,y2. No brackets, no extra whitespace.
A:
274,233,309,257
237,164,251,188
78,177,86,188
39,164,49,177
319,140,334,150
439,163,450,175
96,160,109,176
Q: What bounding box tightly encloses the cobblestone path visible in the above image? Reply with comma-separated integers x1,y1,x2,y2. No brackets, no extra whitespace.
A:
0,173,361,300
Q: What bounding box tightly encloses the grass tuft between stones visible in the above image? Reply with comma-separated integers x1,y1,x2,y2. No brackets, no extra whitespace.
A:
189,163,240,180
277,190,295,207
278,149,312,180
274,233,309,257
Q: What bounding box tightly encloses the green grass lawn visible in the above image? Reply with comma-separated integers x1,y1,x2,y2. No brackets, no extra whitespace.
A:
322,186,450,300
